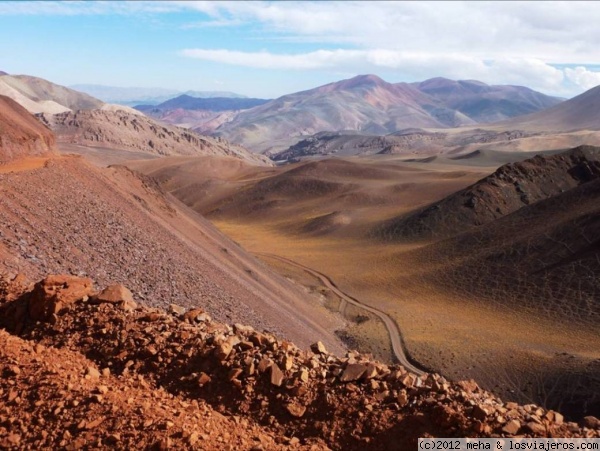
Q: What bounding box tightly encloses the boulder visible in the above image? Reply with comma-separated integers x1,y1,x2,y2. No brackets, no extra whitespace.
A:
340,364,367,382
28,275,94,321
91,284,134,305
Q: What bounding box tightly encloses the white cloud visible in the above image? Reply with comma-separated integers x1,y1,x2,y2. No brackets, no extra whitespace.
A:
181,47,573,92
565,67,600,91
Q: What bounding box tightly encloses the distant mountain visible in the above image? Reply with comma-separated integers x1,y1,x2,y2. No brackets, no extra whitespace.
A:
0,71,8,76
70,84,247,106
0,95,55,162
499,84,600,132
414,77,563,123
214,74,563,153
214,74,474,153
136,94,269,113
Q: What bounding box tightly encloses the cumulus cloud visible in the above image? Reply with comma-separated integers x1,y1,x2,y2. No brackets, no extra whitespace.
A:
564,67,600,91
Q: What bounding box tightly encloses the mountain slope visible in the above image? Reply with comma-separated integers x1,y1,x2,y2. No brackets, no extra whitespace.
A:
38,109,271,165
0,155,341,350
380,146,600,240
499,84,600,131
415,77,563,123
0,74,103,113
0,95,55,162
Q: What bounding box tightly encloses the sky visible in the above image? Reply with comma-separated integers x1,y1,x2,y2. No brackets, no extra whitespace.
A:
1,1,600,99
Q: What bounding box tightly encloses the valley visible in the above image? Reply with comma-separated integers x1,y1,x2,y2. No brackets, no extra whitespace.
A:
128,150,600,419
1,18,600,444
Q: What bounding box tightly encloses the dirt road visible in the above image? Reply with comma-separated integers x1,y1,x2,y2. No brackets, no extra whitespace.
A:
256,252,426,376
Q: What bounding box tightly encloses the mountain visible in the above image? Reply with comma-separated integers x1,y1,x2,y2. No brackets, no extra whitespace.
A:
499,84,600,131
414,77,563,123
136,94,269,113
0,95,55,162
70,84,247,106
213,74,470,153
38,109,270,165
381,145,600,240
0,74,104,114
214,74,563,153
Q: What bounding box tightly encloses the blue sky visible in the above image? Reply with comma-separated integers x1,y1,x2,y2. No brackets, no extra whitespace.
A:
1,1,600,98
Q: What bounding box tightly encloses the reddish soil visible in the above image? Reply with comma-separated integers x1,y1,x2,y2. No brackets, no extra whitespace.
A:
0,95,55,163
0,274,596,450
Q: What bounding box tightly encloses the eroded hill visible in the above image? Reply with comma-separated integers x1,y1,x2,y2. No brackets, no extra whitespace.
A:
39,109,271,165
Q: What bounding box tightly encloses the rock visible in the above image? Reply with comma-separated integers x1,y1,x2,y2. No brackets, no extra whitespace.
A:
582,416,599,429
311,341,327,354
283,355,294,371
397,391,408,407
544,410,563,424
86,367,101,379
340,364,367,382
526,421,546,435
457,379,479,393
28,275,94,321
472,405,489,421
270,364,284,387
298,368,309,383
215,342,233,361
91,284,134,305
183,308,204,323
228,368,243,381
198,372,211,387
363,363,378,379
286,403,306,418
258,358,272,373
6,365,20,376
168,304,186,316
502,419,521,435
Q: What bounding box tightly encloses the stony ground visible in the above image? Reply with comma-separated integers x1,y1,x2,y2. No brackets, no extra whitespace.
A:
0,274,597,450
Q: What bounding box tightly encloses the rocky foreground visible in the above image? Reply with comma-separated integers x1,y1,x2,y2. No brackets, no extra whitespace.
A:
0,274,598,450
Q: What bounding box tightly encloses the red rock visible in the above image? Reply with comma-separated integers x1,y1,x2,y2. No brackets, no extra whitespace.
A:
340,364,367,382
310,341,327,354
502,419,521,435
91,284,133,304
28,275,93,321
270,364,284,386
286,403,306,418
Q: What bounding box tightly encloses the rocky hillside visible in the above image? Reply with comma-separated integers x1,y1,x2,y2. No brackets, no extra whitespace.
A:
381,145,600,239
0,273,596,450
0,95,55,162
39,109,271,165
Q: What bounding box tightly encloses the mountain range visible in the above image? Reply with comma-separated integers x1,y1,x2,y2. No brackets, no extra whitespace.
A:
213,74,563,153
70,84,247,106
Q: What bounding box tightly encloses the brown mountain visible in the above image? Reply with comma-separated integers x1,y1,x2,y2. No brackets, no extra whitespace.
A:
214,74,475,153
414,77,563,123
499,84,600,131
39,109,271,165
214,74,562,153
0,95,55,162
380,145,600,240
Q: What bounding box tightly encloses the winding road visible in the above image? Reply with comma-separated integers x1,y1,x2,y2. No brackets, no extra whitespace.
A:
255,252,426,376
